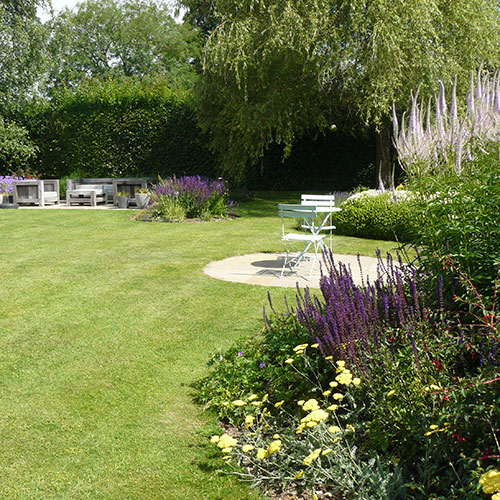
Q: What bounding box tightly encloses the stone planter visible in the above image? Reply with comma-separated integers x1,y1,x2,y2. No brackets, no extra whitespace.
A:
116,195,129,209
135,193,150,209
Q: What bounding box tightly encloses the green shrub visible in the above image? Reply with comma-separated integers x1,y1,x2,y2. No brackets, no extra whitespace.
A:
333,190,419,242
22,76,216,180
407,145,500,300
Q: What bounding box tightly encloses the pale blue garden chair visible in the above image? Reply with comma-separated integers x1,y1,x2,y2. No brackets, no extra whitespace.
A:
278,203,326,278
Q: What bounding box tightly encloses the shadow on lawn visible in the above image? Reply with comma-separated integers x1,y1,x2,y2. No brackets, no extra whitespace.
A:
237,191,303,218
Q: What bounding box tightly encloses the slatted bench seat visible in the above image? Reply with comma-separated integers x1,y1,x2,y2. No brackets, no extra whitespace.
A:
66,178,115,206
67,184,108,206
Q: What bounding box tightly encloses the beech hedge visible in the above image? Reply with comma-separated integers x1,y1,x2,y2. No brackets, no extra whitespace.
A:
23,77,216,180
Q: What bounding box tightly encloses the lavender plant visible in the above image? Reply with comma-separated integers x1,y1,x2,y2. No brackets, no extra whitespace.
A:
135,175,237,221
282,251,428,375
0,174,31,195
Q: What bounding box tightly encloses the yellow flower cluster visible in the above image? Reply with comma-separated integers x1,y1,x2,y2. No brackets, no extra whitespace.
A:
480,469,500,496
303,448,322,466
255,439,282,460
424,422,450,437
210,433,238,458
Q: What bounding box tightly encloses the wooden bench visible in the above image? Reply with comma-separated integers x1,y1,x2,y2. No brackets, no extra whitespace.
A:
12,180,60,207
66,178,152,206
66,179,114,206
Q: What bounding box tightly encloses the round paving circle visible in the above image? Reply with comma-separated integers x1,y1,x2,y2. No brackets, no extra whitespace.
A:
204,252,384,288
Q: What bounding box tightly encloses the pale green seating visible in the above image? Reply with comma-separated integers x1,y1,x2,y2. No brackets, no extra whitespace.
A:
278,203,325,278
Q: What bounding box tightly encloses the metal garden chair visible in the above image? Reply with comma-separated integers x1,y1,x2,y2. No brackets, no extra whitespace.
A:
278,203,326,278
300,194,340,249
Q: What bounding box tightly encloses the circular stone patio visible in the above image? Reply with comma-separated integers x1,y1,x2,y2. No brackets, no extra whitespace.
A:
204,252,383,289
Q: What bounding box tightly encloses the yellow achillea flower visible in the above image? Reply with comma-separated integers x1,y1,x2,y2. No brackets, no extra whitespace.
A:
273,434,281,439
262,394,269,402
210,435,220,444
328,425,341,434
303,448,322,466
492,493,500,500
386,389,396,397
245,415,255,427
267,440,282,455
302,399,320,412
325,356,333,360
232,399,246,407
294,470,305,479
241,444,254,453
306,421,318,428
285,358,294,364
293,343,309,351
352,377,361,386
323,390,331,396
221,447,233,454
336,360,346,368
429,424,439,430
322,448,332,455
248,394,259,401
332,393,344,400
222,455,231,461
480,469,500,494
329,381,339,388
327,404,338,411
217,434,237,449
336,372,353,385
301,409,329,424
257,448,268,460
274,400,284,408
297,400,305,406
296,423,306,434
311,343,319,348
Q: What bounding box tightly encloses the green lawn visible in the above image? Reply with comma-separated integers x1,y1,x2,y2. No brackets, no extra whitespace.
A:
0,193,400,499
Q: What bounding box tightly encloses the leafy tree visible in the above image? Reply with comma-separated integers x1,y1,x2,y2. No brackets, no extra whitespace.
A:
0,117,38,172
0,0,48,114
178,0,218,38
194,0,500,187
0,0,47,173
47,0,202,92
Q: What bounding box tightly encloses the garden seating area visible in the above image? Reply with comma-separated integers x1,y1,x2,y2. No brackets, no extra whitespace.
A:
11,177,153,208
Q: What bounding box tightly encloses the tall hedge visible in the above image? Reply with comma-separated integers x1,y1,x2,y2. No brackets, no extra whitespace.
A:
20,76,377,189
23,77,216,180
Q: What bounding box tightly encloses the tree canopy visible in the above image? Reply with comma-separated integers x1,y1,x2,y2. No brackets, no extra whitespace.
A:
193,0,500,186
0,0,48,114
46,0,202,92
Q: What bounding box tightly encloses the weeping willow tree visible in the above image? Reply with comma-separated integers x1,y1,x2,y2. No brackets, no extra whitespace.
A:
193,0,500,187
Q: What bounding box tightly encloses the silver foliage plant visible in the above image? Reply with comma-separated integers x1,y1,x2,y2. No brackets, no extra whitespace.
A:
393,68,500,176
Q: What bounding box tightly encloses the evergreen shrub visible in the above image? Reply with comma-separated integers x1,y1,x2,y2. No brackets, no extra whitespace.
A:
333,190,419,241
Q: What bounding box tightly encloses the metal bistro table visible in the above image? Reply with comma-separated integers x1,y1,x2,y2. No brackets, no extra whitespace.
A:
301,204,342,251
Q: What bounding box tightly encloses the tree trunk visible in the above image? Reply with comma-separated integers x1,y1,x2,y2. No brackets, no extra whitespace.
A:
376,117,394,190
